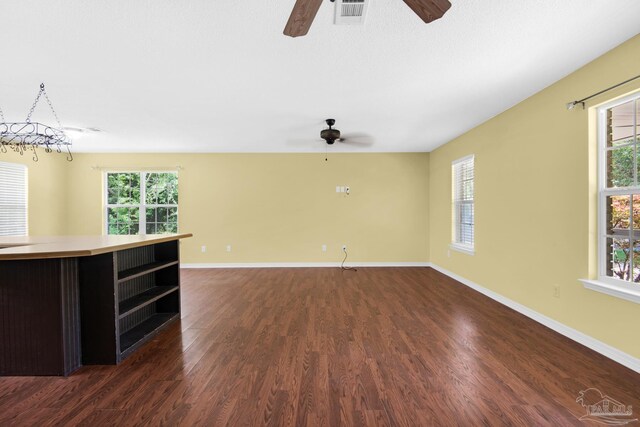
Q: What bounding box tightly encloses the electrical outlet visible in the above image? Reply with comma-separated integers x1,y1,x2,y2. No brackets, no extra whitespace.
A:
201,245,207,253
447,250,451,258
336,185,340,193
342,245,347,252
226,245,232,252
322,244,327,252
553,285,560,298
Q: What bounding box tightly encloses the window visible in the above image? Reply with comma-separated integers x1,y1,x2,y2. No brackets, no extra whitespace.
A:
451,155,474,254
596,93,640,291
0,161,27,236
105,171,178,235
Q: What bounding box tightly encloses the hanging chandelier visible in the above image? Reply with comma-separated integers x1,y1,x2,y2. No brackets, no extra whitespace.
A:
0,83,73,162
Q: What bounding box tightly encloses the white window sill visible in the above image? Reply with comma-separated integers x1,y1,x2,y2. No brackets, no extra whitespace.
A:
449,243,475,256
579,279,640,304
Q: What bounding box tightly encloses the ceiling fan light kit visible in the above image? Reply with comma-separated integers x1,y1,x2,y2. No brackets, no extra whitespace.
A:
284,0,451,37
320,118,341,144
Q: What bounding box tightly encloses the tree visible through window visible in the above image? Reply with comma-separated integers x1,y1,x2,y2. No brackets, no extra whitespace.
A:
600,93,640,284
105,172,178,235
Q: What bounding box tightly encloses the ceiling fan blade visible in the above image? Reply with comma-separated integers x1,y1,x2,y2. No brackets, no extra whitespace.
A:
284,0,324,37
402,0,451,23
340,133,374,146
286,138,323,146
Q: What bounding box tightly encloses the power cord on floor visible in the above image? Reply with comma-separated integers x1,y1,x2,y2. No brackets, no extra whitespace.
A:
341,247,357,272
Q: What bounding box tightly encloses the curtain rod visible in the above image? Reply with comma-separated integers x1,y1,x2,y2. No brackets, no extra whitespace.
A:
566,73,640,110
91,165,184,171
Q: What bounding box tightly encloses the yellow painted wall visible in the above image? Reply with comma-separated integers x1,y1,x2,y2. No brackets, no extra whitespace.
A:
64,153,430,263
1,150,69,235
429,34,640,358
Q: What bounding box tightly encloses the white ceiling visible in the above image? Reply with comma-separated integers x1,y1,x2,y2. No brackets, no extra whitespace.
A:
1,0,639,153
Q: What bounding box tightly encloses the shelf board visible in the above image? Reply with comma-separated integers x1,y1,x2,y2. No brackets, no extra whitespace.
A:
117,260,179,282
119,313,179,355
118,286,179,319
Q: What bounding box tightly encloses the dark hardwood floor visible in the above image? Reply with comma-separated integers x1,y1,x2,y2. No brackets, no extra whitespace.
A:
1,267,638,426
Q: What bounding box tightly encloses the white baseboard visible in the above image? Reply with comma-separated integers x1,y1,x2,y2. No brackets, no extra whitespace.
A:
430,263,640,374
181,262,431,269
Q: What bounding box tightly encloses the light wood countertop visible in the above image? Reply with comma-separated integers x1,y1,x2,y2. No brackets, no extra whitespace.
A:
0,234,193,260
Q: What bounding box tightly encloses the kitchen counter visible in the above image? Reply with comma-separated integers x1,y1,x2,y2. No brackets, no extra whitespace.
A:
0,233,193,260
0,233,192,376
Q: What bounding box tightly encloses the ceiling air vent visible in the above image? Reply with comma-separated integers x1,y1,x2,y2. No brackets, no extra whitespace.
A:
334,0,369,25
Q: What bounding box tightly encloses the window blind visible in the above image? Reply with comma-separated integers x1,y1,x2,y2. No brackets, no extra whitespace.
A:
452,155,474,248
0,161,28,236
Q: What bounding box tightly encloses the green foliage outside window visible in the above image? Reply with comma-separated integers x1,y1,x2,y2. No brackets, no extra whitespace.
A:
107,173,141,205
607,137,640,281
609,145,635,188
106,172,178,235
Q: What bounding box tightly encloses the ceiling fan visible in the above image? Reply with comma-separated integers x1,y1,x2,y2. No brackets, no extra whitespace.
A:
284,0,451,37
320,119,372,145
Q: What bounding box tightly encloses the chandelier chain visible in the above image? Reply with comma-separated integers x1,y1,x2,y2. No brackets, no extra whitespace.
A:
0,105,4,122
43,88,63,128
25,84,45,123
25,83,62,127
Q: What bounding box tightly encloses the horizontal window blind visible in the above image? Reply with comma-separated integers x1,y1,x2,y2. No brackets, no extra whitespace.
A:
452,155,474,248
0,161,28,236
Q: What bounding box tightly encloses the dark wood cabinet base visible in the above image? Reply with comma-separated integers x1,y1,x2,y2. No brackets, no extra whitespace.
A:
0,258,81,376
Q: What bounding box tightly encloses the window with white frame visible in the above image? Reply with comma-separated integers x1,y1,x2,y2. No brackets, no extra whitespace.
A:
0,161,28,236
597,92,640,288
105,171,178,235
451,155,474,253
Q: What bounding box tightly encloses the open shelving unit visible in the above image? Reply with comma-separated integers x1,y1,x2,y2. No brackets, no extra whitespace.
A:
79,240,181,364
